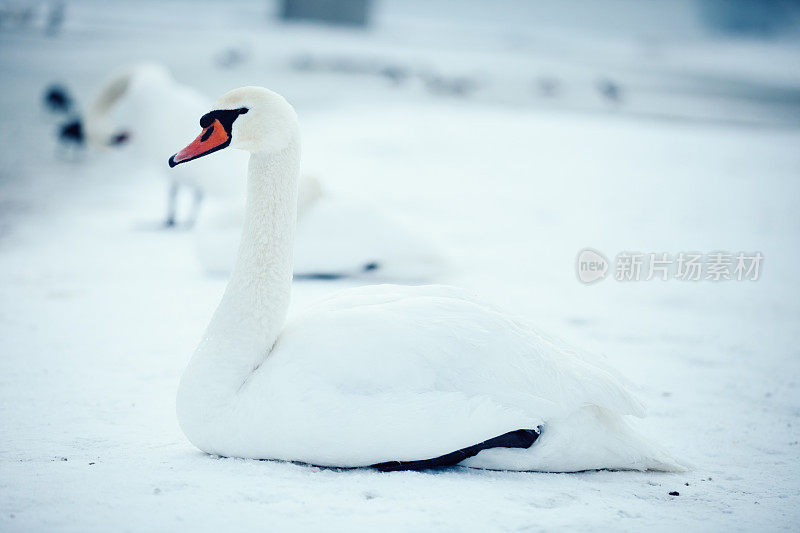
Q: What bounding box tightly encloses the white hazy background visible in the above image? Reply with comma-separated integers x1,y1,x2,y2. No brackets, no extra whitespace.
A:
1,0,799,531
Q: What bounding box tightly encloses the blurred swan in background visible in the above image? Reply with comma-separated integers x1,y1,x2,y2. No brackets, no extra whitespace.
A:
172,86,683,472
197,175,446,280
85,62,249,227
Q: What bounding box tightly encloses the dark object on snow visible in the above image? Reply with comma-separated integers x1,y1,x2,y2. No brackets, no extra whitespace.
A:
294,272,347,281
362,262,379,272
109,131,131,146
597,78,623,104
293,263,378,280
371,427,541,471
281,0,372,27
44,84,73,113
58,118,84,146
669,491,680,496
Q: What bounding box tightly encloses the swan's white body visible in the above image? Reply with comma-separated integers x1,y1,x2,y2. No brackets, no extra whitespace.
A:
175,87,682,471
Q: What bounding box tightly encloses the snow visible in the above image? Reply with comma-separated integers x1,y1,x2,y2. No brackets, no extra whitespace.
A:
1,0,800,530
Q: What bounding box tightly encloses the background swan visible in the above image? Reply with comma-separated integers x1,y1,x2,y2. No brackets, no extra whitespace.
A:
196,185,447,280
85,62,249,226
172,86,682,472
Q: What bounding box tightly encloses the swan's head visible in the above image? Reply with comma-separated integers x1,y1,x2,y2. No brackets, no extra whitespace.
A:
86,62,174,149
169,86,297,167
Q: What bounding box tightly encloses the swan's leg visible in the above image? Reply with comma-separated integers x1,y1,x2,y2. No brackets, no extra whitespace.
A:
164,182,179,228
371,427,541,472
185,186,204,229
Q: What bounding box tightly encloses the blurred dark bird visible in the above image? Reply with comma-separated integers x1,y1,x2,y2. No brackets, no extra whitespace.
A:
58,118,84,147
597,78,623,103
43,84,73,113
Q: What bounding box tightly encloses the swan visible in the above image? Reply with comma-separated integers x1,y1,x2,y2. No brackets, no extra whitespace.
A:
170,86,683,472
195,182,446,280
85,62,249,227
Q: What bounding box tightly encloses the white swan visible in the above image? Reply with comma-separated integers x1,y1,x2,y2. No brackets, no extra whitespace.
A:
85,62,248,226
171,86,683,472
196,185,446,280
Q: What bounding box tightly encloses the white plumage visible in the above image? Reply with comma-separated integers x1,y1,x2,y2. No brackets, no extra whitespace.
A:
173,86,683,471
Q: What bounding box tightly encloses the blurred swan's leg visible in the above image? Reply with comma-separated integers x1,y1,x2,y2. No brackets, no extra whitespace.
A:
186,187,204,229
164,182,178,228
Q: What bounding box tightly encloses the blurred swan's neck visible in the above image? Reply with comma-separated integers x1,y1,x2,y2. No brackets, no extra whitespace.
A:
187,139,300,387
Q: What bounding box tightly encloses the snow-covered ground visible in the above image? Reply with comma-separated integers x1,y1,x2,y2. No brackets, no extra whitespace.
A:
1,1,800,530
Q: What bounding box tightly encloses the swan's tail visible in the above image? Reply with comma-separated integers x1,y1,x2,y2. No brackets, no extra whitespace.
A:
461,406,688,472
589,407,688,472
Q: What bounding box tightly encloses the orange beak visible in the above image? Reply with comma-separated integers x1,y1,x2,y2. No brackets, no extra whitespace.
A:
169,119,231,167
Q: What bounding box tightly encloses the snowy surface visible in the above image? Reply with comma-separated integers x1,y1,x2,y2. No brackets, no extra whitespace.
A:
1,1,800,531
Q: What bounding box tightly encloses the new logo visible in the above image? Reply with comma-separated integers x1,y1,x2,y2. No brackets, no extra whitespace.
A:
576,248,608,284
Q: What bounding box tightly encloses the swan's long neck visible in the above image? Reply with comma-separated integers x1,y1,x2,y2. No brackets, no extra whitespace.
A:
180,139,300,402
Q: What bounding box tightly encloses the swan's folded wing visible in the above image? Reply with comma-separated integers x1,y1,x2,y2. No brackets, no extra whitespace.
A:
288,284,647,423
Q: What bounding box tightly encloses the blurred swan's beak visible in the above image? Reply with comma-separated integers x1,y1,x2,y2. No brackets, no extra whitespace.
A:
169,119,230,167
